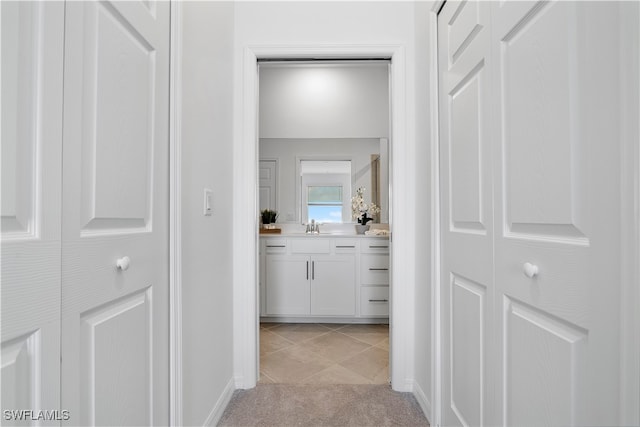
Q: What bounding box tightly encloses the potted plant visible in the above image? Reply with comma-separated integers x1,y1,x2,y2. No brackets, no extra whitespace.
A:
351,187,381,234
260,209,278,226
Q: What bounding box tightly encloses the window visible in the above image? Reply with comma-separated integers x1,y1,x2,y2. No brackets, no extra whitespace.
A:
307,186,343,223
300,160,352,223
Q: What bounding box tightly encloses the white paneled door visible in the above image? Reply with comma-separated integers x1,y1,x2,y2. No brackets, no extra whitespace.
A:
259,160,277,213
1,2,65,423
61,2,170,425
438,2,495,426
492,2,622,425
439,1,624,426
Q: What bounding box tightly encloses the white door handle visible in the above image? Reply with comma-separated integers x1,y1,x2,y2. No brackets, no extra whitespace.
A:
523,262,539,278
116,256,131,271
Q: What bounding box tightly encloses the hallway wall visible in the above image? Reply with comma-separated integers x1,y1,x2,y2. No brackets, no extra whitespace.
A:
180,2,236,425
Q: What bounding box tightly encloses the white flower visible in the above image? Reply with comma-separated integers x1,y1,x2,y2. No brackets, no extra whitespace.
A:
351,187,379,221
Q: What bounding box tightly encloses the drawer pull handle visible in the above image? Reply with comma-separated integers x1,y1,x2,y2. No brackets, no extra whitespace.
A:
306,261,309,280
336,245,355,248
266,245,286,248
369,245,388,249
312,261,315,280
368,299,389,303
369,268,389,271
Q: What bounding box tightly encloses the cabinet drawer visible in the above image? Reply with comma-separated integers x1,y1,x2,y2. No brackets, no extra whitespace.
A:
264,238,287,254
360,254,389,285
360,286,389,316
291,238,330,254
333,239,358,253
361,239,390,253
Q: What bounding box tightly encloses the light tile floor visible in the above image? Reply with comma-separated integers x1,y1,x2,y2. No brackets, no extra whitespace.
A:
259,323,389,385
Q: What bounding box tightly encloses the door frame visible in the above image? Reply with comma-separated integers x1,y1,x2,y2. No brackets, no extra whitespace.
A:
232,44,416,392
619,2,640,424
429,3,445,427
169,1,183,425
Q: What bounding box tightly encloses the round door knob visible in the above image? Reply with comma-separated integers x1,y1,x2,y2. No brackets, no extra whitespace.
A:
116,256,131,271
523,262,539,278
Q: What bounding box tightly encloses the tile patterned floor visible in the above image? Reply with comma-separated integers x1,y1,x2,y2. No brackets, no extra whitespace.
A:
259,323,389,385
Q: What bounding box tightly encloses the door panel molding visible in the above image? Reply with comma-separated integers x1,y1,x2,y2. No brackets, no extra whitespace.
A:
1,1,44,240
1,330,41,412
450,274,486,427
503,296,587,426
80,288,153,426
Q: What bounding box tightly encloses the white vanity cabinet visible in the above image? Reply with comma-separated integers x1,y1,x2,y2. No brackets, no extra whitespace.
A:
263,237,356,317
260,235,389,322
265,254,356,316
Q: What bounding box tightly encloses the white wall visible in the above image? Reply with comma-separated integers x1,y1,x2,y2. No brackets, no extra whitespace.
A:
259,63,389,138
180,2,235,425
260,138,380,223
234,0,432,410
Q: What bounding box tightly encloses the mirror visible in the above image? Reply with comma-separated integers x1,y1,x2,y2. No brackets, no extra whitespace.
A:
258,60,390,224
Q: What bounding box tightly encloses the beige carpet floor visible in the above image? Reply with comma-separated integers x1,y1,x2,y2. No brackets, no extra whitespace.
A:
218,384,430,427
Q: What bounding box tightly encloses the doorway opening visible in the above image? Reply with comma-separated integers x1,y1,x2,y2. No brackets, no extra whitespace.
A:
256,59,392,385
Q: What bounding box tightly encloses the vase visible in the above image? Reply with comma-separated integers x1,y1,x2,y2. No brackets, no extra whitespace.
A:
355,224,370,234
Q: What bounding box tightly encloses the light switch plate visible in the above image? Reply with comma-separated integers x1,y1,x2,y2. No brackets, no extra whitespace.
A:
203,188,213,216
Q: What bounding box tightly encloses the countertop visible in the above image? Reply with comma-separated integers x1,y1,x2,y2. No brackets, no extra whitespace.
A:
260,232,389,238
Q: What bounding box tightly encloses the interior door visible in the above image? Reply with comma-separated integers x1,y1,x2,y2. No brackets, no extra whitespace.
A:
1,2,65,422
438,2,495,426
492,2,622,425
259,160,277,213
60,2,170,425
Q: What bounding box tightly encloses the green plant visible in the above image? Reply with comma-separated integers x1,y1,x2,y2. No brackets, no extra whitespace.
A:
260,209,278,224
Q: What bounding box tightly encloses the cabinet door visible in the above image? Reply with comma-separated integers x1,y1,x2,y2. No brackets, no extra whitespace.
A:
311,255,356,316
265,255,310,315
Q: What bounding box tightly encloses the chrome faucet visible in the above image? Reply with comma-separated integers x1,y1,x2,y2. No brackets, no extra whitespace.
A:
306,219,320,234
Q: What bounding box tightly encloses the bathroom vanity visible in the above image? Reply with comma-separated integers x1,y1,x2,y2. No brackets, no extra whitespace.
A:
259,234,390,323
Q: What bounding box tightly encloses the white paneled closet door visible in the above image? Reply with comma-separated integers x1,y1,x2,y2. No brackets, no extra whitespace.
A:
1,2,65,422
60,1,170,425
439,1,625,426
492,2,622,425
438,2,496,426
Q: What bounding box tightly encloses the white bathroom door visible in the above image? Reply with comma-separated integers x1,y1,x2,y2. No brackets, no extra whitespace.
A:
60,2,170,425
492,2,622,425
259,160,277,212
438,2,496,426
1,2,65,422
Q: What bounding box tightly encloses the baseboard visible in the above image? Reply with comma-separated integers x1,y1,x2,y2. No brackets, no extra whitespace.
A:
203,378,235,426
412,380,432,425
